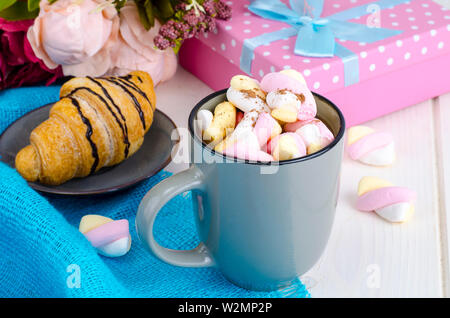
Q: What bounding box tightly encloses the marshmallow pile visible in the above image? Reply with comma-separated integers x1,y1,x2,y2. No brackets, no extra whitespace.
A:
197,70,335,161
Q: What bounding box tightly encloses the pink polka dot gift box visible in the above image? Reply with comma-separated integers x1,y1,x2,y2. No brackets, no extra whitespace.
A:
179,0,450,126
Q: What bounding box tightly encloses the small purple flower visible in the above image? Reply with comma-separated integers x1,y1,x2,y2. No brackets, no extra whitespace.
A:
154,0,233,52
215,1,232,20
174,21,190,38
175,2,187,11
184,10,200,27
203,0,216,16
204,16,217,33
184,27,197,39
154,35,172,50
160,21,179,40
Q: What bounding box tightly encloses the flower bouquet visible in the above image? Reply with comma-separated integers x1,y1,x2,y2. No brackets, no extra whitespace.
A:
0,0,232,90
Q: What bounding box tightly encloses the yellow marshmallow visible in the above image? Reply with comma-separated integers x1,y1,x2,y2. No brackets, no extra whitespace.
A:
271,108,297,123
214,137,236,153
214,140,225,153
280,69,307,86
357,176,393,196
230,75,259,90
273,135,300,161
203,102,236,145
230,75,266,100
347,125,375,145
79,215,113,234
307,143,322,155
271,121,283,139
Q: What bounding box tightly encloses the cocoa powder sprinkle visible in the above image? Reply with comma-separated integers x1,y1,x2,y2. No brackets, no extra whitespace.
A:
296,93,305,103
277,89,305,103
241,89,257,98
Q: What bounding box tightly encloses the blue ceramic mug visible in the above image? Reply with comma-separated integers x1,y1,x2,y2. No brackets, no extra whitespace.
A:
136,89,345,291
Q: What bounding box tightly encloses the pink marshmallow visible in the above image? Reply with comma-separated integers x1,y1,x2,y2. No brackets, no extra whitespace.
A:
223,140,273,162
253,112,281,147
260,72,306,95
285,119,333,138
356,187,417,212
285,119,334,145
254,151,275,162
316,122,334,141
83,219,129,248
261,142,268,153
297,89,317,120
284,119,312,132
347,132,393,161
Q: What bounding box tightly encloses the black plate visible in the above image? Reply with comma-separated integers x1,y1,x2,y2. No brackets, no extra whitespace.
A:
0,103,177,195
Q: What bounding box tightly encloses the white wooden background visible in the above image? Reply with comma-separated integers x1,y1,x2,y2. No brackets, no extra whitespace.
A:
155,66,450,297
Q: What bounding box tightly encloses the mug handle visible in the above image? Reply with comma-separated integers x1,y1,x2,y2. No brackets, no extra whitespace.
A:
136,165,214,268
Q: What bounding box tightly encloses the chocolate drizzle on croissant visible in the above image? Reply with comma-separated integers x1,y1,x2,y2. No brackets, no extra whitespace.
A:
15,71,156,185
86,76,131,158
100,77,147,130
69,96,99,175
116,75,154,109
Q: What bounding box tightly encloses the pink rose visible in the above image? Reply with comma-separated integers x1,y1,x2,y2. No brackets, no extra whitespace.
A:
27,0,176,84
27,0,118,77
108,1,177,85
0,18,62,90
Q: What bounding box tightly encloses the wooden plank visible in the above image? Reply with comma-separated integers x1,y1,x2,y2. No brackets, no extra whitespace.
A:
434,92,450,297
303,100,443,297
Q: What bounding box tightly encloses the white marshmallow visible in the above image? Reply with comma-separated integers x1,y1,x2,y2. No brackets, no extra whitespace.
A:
358,141,395,166
196,109,214,131
233,129,261,151
296,124,332,150
215,109,262,153
97,236,132,258
375,202,413,223
234,109,260,133
226,87,269,113
296,124,321,146
266,90,301,111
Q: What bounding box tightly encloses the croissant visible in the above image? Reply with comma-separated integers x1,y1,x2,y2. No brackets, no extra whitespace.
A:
15,71,156,185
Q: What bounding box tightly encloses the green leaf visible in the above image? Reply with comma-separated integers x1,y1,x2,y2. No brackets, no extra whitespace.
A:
113,0,126,11
144,0,155,28
0,1,38,20
155,0,173,19
0,0,17,12
136,3,151,30
173,40,182,55
28,0,40,12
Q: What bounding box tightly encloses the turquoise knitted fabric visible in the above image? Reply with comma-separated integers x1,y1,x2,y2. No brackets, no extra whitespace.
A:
0,85,309,298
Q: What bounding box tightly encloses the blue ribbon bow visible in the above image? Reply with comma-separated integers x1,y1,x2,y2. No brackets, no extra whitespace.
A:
248,0,402,57
241,0,410,86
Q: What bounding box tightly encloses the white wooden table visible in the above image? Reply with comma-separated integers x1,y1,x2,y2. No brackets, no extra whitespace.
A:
156,66,450,298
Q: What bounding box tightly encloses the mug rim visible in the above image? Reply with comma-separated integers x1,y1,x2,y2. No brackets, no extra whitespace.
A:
188,88,346,166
